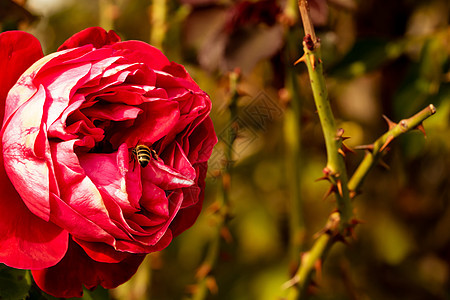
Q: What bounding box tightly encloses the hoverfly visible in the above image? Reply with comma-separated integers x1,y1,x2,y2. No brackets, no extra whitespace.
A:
132,144,159,169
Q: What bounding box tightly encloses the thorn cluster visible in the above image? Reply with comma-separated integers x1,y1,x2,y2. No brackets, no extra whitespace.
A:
335,128,354,157
314,211,364,245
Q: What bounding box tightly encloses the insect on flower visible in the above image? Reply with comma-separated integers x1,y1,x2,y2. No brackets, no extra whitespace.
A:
132,144,159,169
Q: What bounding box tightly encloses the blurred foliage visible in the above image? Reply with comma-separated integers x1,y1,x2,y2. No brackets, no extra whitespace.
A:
1,0,450,299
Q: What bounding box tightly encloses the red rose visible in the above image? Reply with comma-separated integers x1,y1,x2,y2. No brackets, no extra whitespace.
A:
0,27,216,297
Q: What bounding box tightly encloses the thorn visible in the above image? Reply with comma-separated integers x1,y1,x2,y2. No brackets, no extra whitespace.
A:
312,230,324,240
415,123,427,137
336,180,343,197
341,143,355,155
307,280,320,296
309,279,318,288
315,175,331,182
294,53,307,65
185,284,198,295
206,276,219,294
344,218,365,239
350,218,365,225
315,260,323,284
220,227,233,244
379,135,394,152
349,190,359,199
222,172,231,191
354,144,374,151
323,185,336,201
382,115,397,130
281,274,300,290
378,159,390,170
207,201,221,214
309,54,316,70
195,263,212,279
338,148,346,157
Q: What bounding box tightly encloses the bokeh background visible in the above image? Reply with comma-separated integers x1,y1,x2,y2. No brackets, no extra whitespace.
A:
1,0,449,299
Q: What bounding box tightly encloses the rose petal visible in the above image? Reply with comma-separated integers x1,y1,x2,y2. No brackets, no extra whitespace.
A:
170,163,207,237
160,141,196,181
73,238,131,263
82,102,142,122
142,158,195,190
0,161,68,269
58,27,121,51
115,191,183,250
79,151,140,214
1,46,93,128
2,85,53,220
115,229,173,253
0,31,43,117
32,239,144,298
111,100,180,148
50,141,129,243
186,118,217,163
111,40,170,71
139,182,169,218
36,62,91,127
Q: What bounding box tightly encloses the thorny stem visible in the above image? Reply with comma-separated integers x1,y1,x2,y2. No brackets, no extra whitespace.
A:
284,1,438,299
283,0,305,269
348,104,437,194
190,71,239,300
283,234,333,299
285,105,437,300
298,0,352,227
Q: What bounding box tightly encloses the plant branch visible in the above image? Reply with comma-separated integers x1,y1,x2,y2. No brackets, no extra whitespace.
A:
189,71,239,300
348,104,437,194
283,0,305,269
297,0,352,227
284,105,436,299
298,0,316,43
286,2,438,299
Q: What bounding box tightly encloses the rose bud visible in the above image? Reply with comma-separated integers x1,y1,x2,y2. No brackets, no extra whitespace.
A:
0,27,217,298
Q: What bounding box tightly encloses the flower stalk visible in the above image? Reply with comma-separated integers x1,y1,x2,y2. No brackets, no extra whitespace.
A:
284,2,438,298
296,0,352,228
282,0,305,268
348,104,436,195
189,71,239,300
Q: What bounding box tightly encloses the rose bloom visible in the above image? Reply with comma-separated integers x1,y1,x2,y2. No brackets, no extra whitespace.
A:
0,27,216,297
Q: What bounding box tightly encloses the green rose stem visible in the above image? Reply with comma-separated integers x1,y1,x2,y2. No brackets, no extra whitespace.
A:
283,106,436,299
281,1,438,299
348,104,437,195
297,0,352,230
282,0,305,270
190,71,239,300
280,1,352,298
